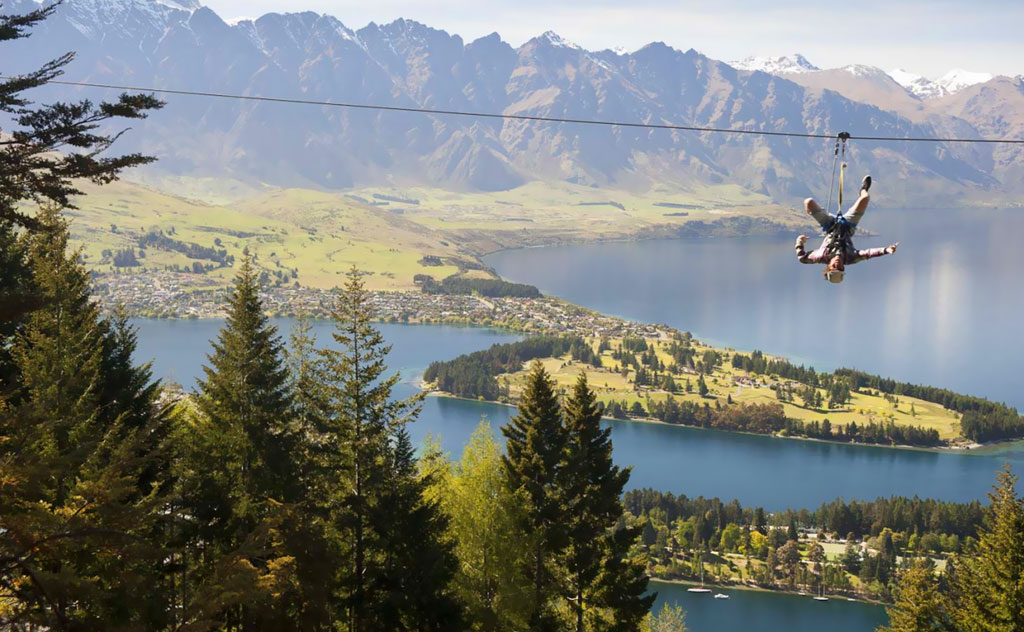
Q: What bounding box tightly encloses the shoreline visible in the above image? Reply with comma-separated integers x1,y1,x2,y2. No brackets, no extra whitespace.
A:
421,388,1007,454
647,577,886,606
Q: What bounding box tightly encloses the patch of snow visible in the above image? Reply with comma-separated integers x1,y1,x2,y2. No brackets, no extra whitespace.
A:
730,53,819,74
540,30,582,50
937,68,993,94
889,68,947,99
840,64,891,79
153,0,201,10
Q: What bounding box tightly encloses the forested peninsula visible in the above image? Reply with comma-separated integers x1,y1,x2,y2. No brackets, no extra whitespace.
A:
423,334,1024,448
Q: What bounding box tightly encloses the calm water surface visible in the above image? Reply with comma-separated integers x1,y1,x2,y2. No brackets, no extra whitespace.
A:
134,318,1021,510
485,208,1024,411
650,581,888,632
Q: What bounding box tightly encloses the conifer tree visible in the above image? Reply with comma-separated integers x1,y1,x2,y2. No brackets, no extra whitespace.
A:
282,316,336,629
317,267,423,632
502,360,567,632
374,428,464,631
184,249,298,629
561,372,653,631
0,207,173,630
197,250,294,501
879,564,953,632
952,465,1024,632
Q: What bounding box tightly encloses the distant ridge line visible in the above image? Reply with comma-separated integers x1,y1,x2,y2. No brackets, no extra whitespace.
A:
28,78,1024,145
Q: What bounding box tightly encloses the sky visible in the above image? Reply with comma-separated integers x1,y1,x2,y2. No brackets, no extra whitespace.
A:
199,0,1023,79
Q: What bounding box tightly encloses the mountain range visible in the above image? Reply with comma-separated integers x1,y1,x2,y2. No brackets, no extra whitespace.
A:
6,0,1024,205
731,54,998,100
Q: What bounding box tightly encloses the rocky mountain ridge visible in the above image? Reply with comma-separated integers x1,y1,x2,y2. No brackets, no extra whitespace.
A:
5,0,1021,203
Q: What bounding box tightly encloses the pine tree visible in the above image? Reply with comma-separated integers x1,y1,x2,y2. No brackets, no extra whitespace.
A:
374,428,464,631
185,249,298,629
561,372,653,631
879,564,953,632
697,374,709,397
282,316,336,629
0,207,173,630
317,267,423,631
502,360,568,632
952,465,1024,632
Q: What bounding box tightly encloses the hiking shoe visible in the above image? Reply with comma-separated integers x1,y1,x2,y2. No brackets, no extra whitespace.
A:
861,175,872,192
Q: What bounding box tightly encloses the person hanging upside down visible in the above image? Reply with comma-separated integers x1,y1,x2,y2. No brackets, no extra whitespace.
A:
795,175,899,284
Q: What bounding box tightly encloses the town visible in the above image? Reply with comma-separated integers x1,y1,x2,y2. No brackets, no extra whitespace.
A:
92,270,670,339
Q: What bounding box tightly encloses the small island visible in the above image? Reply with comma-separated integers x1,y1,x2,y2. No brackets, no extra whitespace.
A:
423,332,1023,449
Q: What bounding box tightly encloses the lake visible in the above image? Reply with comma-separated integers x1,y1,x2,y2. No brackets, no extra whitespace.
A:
486,207,1024,411
134,318,1020,512
649,581,888,632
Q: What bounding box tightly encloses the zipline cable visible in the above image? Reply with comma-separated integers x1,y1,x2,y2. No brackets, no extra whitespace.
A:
28,78,1024,145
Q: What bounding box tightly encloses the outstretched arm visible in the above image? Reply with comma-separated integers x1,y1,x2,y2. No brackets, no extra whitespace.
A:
795,235,826,264
855,242,899,262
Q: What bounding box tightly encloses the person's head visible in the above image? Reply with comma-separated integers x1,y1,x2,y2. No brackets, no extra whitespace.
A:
824,255,845,284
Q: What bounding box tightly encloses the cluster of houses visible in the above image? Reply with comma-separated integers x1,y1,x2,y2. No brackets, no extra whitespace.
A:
91,271,678,340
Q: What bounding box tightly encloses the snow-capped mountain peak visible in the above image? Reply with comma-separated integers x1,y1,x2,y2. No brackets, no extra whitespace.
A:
840,64,892,79
888,68,947,99
731,53,819,74
539,30,582,50
937,68,993,94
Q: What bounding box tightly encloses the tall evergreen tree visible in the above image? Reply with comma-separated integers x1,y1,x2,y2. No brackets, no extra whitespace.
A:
184,249,298,629
374,428,464,631
561,372,653,631
879,564,954,632
502,360,568,632
317,267,423,632
952,465,1024,632
282,316,336,630
0,207,173,630
197,250,294,501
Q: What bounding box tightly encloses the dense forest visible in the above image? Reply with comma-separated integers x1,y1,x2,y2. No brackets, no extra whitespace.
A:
624,489,985,550
423,335,589,399
415,273,543,298
627,470,1024,630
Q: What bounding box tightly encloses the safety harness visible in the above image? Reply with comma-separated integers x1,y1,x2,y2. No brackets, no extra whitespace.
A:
823,132,855,257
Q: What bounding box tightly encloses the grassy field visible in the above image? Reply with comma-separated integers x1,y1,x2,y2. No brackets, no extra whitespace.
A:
61,177,804,291
67,181,469,290
496,338,963,440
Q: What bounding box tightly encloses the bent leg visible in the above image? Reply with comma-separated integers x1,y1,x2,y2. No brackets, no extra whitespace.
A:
805,198,834,229
842,191,870,226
